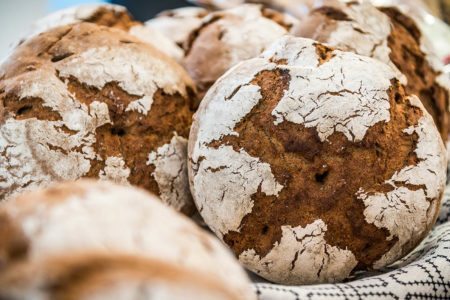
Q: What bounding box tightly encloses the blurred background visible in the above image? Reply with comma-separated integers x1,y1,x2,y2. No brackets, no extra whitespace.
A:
0,0,193,60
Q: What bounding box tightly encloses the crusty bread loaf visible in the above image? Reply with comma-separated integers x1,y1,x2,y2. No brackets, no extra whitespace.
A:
21,4,183,61
145,7,209,49
183,4,298,104
295,0,450,141
0,253,242,300
188,36,447,284
0,23,196,214
0,180,255,300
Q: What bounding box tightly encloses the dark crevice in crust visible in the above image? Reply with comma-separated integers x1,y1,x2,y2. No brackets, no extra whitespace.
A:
313,6,353,21
2,96,62,122
314,43,336,65
260,7,293,31
379,6,449,141
184,15,223,56
206,68,424,270
84,7,139,31
62,76,192,198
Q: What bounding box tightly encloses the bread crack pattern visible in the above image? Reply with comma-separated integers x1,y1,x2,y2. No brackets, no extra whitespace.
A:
0,23,195,213
295,0,450,141
189,36,446,284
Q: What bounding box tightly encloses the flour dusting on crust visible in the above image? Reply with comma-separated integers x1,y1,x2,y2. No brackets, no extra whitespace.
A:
295,1,405,83
57,46,187,115
189,35,446,284
24,4,126,39
189,59,281,236
147,135,191,212
145,7,208,47
358,96,447,268
0,23,194,210
240,219,358,284
99,156,130,185
267,37,395,142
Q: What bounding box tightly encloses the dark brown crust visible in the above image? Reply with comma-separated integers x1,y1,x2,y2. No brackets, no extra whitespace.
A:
0,23,195,214
84,6,140,30
312,6,352,21
379,6,449,141
314,42,335,65
206,67,425,270
63,77,194,214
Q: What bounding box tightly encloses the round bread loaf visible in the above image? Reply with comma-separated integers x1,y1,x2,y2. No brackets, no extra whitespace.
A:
20,4,183,61
145,7,209,49
188,36,447,284
294,0,450,142
0,23,196,214
0,180,255,300
183,4,297,103
0,254,242,300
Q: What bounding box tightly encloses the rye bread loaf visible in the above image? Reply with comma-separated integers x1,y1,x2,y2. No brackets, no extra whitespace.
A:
0,180,255,300
183,4,298,105
294,0,450,142
20,4,183,61
188,36,447,284
145,7,209,49
0,23,196,214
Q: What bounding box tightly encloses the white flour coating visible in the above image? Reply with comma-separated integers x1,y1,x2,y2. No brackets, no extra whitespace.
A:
192,145,283,237
267,37,395,142
145,7,208,46
98,156,130,185
183,4,290,86
0,71,110,200
128,25,183,62
240,219,358,284
358,96,447,269
190,36,396,236
192,58,272,144
216,5,290,66
189,35,446,283
0,28,192,208
24,4,126,39
297,1,406,83
147,135,190,211
3,181,255,300
57,46,187,115
19,4,183,61
189,58,281,236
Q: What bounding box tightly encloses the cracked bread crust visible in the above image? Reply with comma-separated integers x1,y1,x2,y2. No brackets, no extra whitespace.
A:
188,36,447,284
294,0,450,142
0,180,255,300
0,23,196,214
183,4,297,106
145,7,209,49
20,4,183,62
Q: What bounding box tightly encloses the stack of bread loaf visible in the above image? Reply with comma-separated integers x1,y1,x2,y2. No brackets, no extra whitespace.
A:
0,0,449,298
